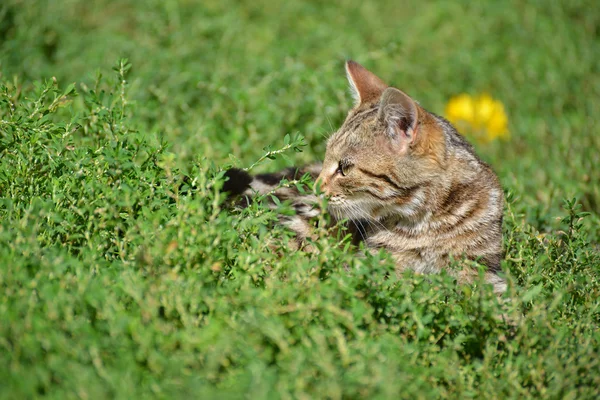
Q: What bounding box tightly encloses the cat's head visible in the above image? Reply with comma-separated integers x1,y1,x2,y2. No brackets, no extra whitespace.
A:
317,61,447,221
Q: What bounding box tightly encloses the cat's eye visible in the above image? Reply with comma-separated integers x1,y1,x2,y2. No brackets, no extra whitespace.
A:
337,160,352,176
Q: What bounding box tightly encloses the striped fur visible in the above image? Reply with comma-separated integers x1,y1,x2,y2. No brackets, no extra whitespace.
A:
223,165,323,249
225,61,506,294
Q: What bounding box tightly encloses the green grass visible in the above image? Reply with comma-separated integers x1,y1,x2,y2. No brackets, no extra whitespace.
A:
1,0,599,398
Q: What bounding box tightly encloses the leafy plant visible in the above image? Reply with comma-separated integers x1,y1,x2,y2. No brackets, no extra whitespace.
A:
1,0,599,398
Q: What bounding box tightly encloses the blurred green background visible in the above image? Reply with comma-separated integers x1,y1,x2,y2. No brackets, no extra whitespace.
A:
1,0,599,398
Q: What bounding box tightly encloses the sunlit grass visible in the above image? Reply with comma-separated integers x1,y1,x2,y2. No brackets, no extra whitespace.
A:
1,0,599,398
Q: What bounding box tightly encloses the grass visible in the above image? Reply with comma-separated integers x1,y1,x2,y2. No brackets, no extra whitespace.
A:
1,0,599,398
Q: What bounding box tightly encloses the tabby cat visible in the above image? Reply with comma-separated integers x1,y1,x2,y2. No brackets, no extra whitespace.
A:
224,61,506,294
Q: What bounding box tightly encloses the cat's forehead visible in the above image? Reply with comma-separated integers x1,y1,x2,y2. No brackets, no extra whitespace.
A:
342,105,379,132
327,106,379,153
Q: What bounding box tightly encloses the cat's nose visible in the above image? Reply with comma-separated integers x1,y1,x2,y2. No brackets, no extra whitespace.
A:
314,175,330,195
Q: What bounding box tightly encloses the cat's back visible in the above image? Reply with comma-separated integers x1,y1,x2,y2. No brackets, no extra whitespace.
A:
425,114,504,271
434,113,502,191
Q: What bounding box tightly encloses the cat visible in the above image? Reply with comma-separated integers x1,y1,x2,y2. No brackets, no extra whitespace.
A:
223,60,506,294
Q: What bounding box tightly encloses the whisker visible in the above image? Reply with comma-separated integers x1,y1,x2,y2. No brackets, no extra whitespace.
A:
348,201,392,236
316,127,330,140
347,204,372,242
353,219,367,243
367,215,391,233
325,114,335,133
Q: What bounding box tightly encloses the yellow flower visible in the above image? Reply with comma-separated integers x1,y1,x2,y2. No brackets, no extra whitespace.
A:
445,94,475,125
445,93,509,142
483,98,509,140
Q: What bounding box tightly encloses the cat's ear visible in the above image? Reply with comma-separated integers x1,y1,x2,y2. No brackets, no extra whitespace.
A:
377,87,419,153
345,60,388,105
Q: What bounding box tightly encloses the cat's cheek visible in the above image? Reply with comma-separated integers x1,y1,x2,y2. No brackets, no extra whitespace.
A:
370,206,384,219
